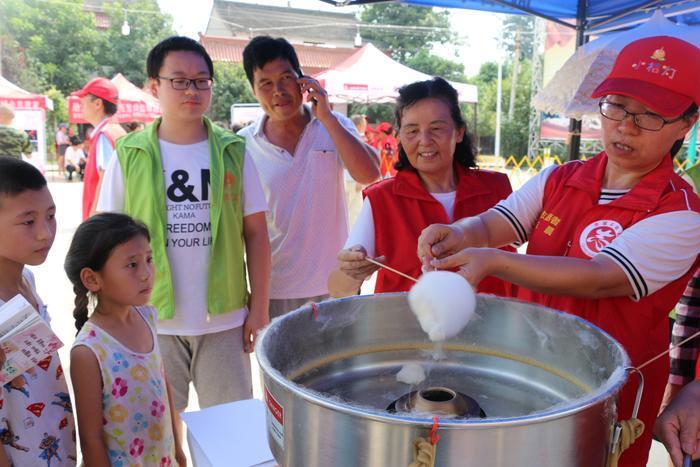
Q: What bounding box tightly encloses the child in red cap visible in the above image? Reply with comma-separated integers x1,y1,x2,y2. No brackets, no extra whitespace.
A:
418,36,700,467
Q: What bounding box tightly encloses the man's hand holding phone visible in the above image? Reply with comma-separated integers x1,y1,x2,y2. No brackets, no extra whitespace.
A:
297,75,332,123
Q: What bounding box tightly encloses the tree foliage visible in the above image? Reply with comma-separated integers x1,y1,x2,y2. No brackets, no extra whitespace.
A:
99,0,175,87
405,50,466,83
500,15,535,60
0,0,174,93
359,4,454,63
0,0,102,94
469,60,532,157
208,62,257,124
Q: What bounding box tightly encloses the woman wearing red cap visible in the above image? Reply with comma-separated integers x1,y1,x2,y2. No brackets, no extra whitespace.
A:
329,77,514,297
417,36,700,466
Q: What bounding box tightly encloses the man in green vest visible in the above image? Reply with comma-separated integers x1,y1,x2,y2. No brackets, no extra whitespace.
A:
96,37,271,421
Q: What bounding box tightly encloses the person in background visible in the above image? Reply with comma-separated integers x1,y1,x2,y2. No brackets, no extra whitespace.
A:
55,123,69,176
417,37,700,466
239,35,379,319
329,78,513,297
375,121,398,178
70,77,126,220
64,135,86,181
345,114,377,225
0,104,33,159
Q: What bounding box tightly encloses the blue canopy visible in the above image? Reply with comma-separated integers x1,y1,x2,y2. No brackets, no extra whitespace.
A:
322,0,700,35
320,0,700,159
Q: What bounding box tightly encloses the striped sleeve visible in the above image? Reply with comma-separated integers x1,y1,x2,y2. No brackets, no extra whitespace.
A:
669,270,700,385
598,210,700,301
490,164,557,245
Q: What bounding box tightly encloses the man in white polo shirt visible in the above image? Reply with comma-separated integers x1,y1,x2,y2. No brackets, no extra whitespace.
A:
239,36,380,318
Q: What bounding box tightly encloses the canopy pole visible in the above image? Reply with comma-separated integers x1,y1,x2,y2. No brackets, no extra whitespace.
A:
687,121,698,166
567,1,588,161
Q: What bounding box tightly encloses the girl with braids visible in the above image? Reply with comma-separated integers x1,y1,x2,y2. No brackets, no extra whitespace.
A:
65,213,185,466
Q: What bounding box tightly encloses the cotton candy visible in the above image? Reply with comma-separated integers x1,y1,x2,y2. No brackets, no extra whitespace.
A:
408,270,476,341
396,363,426,385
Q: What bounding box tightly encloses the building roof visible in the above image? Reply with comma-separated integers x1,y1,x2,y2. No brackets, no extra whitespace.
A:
199,35,359,75
206,0,358,47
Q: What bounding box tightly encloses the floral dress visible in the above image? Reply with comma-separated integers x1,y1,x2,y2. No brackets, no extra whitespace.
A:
72,306,175,467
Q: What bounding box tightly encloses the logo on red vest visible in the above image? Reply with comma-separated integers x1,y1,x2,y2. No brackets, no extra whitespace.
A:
579,220,623,257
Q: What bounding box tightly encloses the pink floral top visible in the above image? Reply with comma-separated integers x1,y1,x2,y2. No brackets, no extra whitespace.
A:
72,306,175,467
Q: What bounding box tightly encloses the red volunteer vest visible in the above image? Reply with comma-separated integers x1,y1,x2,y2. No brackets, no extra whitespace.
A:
518,152,700,466
82,120,116,220
364,164,515,295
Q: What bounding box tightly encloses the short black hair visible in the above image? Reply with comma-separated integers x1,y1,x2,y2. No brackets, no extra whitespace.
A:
670,102,698,157
90,95,118,117
147,36,214,80
242,36,302,87
394,77,476,171
0,156,47,202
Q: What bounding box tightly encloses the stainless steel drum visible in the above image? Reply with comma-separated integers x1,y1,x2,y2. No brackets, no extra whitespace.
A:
256,293,631,467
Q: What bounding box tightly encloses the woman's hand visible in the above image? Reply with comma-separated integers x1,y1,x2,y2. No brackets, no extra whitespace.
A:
430,248,501,288
654,380,700,466
417,223,465,270
337,246,384,282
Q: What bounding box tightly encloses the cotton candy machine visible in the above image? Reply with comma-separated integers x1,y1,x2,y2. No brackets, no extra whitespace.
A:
256,293,632,467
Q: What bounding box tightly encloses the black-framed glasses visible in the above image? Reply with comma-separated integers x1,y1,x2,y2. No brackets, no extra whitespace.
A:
598,100,683,131
158,76,213,91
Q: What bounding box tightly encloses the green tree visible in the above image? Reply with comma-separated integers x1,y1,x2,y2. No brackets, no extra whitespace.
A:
468,59,532,156
359,4,459,66
208,62,257,123
348,103,395,126
99,0,175,87
0,0,103,94
500,15,535,59
0,36,46,92
405,50,467,83
501,60,532,157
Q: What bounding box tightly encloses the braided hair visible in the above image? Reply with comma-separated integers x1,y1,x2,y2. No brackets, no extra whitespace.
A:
64,213,150,333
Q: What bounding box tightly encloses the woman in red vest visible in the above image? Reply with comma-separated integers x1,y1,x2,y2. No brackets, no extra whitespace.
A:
328,77,513,297
417,37,700,467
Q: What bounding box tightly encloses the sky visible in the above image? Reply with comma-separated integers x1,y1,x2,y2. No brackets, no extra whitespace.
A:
156,0,506,77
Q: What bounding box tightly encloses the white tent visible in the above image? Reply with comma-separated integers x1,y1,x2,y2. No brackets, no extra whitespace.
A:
0,75,53,168
315,43,478,104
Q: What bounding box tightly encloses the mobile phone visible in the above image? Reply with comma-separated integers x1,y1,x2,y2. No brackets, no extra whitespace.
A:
298,67,317,106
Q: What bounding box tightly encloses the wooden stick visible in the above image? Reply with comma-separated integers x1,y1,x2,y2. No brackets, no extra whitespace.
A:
639,328,700,370
364,257,418,283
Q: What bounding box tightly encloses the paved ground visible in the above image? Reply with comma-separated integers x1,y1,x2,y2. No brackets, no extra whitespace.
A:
34,177,672,465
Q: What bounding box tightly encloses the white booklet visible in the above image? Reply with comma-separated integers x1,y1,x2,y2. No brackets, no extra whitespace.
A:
0,295,63,383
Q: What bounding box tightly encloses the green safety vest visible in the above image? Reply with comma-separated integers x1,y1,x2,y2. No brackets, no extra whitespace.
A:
116,117,248,320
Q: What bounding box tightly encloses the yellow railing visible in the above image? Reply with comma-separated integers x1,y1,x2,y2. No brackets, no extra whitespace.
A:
477,155,694,174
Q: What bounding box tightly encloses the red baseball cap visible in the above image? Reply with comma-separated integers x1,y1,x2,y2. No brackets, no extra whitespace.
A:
71,77,119,104
591,36,700,117
377,122,393,133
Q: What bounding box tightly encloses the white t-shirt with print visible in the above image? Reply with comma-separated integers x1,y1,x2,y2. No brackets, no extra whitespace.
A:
97,139,268,336
239,108,360,299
